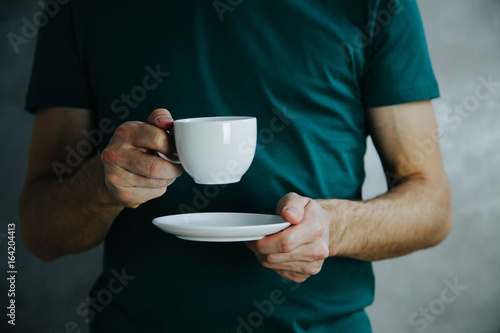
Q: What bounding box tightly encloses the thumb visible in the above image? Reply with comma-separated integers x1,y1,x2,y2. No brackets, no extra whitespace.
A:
147,108,174,130
276,192,310,225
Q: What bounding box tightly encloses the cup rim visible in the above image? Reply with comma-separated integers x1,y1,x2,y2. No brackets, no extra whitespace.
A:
175,116,255,124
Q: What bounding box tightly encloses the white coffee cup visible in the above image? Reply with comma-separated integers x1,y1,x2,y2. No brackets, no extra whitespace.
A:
158,116,257,185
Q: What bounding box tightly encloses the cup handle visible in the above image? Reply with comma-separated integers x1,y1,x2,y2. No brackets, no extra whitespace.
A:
157,151,181,165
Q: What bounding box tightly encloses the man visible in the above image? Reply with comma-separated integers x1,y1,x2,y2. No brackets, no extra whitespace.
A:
20,0,452,331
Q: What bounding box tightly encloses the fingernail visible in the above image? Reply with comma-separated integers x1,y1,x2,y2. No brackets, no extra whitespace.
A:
284,207,299,219
156,116,173,123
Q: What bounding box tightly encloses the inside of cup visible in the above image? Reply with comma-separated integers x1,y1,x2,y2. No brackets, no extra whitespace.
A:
175,116,255,123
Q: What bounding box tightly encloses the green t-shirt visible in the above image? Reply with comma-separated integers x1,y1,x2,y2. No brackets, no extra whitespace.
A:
26,0,439,332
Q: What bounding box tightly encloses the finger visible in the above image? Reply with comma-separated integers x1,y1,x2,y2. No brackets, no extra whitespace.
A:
106,147,183,179
247,242,326,278
261,259,324,277
274,269,309,283
251,209,321,255
155,130,176,157
109,185,169,209
106,164,177,188
276,192,310,224
112,122,175,155
147,108,174,130
251,226,305,255
258,241,329,265
129,154,183,180
131,124,176,155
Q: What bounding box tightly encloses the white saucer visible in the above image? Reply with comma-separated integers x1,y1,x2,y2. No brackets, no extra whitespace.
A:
152,213,291,242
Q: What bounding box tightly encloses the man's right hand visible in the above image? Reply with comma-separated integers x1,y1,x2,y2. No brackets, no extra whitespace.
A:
101,108,183,208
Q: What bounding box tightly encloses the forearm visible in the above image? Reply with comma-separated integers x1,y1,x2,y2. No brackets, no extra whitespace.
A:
319,177,452,261
19,155,124,261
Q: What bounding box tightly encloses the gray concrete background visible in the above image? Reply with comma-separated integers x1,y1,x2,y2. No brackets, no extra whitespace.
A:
1,0,499,332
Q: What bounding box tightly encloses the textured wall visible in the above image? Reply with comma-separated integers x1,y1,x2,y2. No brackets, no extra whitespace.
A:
0,0,498,332
364,1,500,332
1,1,104,332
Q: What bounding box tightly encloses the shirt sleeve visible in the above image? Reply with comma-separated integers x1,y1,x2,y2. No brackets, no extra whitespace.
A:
25,3,93,112
361,0,440,108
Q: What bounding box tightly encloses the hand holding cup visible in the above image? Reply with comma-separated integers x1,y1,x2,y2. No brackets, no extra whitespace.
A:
158,116,257,185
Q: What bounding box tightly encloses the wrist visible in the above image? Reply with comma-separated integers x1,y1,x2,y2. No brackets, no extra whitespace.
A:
72,155,124,209
317,198,360,257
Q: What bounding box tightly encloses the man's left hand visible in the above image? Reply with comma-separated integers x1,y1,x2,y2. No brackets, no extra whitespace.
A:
246,192,331,283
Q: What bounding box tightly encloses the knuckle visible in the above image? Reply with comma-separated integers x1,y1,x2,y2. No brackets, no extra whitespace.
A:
155,178,170,188
281,271,292,281
101,148,117,164
279,193,298,207
154,187,167,198
119,188,142,207
106,171,121,185
315,245,329,260
104,179,117,196
314,221,326,236
116,188,133,203
287,192,310,203
148,160,165,178
311,240,329,259
259,258,272,269
165,177,177,187
150,130,166,149
126,203,140,209
279,238,294,253
285,198,300,208
151,108,172,119
288,272,306,283
304,265,321,276
254,241,266,254
265,253,278,264
113,124,132,139
278,236,295,253
309,199,321,209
